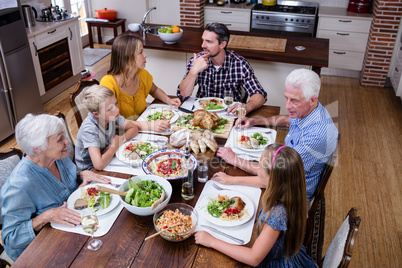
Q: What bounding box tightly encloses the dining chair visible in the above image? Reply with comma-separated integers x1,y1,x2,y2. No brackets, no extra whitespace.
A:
54,112,75,163
0,148,23,267
304,134,340,263
70,78,99,128
319,207,361,268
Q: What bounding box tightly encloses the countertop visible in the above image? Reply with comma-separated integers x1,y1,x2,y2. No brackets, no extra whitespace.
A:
107,25,329,68
204,2,254,10
318,6,373,20
26,16,79,38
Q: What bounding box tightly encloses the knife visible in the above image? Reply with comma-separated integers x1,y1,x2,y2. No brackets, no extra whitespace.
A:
178,107,194,114
200,225,244,244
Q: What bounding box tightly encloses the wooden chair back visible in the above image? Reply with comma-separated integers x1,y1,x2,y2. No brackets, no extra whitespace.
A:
54,112,75,162
69,79,99,128
320,207,361,268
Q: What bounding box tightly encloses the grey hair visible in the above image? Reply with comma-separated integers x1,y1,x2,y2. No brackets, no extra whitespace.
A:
83,85,115,113
205,22,230,49
15,113,65,157
285,69,321,100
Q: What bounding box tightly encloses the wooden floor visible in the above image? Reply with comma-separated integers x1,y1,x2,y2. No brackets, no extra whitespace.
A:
1,44,401,267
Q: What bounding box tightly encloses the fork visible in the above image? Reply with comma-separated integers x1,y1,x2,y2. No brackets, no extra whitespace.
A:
212,183,229,191
110,183,121,188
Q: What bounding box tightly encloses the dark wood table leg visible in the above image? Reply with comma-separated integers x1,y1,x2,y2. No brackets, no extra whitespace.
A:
97,26,102,44
312,66,322,76
87,23,93,48
122,21,126,32
113,26,118,39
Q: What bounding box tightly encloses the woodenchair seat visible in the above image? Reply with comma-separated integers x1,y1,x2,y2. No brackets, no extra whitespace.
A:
54,112,75,162
320,207,361,268
70,79,99,128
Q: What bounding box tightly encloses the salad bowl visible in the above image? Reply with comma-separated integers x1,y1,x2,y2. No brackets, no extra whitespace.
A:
119,175,172,216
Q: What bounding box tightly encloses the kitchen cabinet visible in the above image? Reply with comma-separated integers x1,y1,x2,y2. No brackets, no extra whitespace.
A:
389,20,402,97
204,3,252,32
28,18,84,97
317,7,372,71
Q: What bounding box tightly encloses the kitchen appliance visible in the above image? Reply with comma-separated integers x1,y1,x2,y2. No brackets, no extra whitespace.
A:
231,0,246,3
0,6,43,142
251,0,319,37
37,4,71,22
347,0,370,13
21,5,37,27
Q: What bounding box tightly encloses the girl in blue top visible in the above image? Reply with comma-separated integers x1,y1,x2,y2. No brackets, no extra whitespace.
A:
195,144,316,267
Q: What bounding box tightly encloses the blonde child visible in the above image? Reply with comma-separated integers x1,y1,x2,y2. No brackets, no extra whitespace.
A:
195,144,316,267
75,85,139,171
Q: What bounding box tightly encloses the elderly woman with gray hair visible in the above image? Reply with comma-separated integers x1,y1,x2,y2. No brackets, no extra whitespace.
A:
1,113,110,262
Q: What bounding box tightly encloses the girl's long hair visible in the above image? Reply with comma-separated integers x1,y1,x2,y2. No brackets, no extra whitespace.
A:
257,143,307,259
107,34,142,88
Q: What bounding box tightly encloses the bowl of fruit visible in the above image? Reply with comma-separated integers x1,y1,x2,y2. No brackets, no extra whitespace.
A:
158,25,183,44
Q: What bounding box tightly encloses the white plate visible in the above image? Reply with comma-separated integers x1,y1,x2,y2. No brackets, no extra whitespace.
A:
115,140,159,167
67,184,119,216
234,130,274,153
141,107,179,124
198,190,254,227
194,97,228,112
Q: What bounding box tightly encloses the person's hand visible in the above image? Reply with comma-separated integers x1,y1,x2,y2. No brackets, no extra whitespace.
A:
194,231,216,248
234,117,254,129
190,53,209,75
110,135,125,149
42,202,81,227
79,170,111,187
211,172,235,185
151,119,171,132
216,147,239,166
167,98,181,108
227,103,239,115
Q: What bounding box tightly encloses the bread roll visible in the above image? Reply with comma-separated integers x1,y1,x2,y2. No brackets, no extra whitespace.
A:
169,129,191,147
202,137,217,152
198,139,207,153
190,140,200,154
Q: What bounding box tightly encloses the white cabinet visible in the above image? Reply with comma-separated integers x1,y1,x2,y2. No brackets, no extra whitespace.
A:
390,22,402,97
317,7,372,71
204,5,251,32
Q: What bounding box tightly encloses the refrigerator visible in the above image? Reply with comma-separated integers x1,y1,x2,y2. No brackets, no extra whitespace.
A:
0,3,43,142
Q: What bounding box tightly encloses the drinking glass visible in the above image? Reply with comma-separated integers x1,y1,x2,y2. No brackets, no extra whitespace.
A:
81,211,102,251
197,156,209,183
162,106,173,132
236,103,247,130
224,91,234,106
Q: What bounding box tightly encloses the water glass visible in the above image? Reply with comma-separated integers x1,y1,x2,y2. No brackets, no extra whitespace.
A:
157,139,167,150
197,156,209,183
224,91,234,106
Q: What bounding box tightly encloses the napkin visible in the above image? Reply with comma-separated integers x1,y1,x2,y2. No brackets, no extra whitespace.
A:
195,180,261,245
103,134,168,176
180,97,197,111
224,127,277,161
51,177,125,237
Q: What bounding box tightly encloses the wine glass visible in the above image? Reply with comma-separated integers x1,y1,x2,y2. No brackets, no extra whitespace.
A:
81,211,102,251
236,103,246,131
162,106,173,132
224,91,234,106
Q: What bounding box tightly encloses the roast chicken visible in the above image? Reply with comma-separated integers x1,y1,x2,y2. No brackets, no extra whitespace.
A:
193,109,221,130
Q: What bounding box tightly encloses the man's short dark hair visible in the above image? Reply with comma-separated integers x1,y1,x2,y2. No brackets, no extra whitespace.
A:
205,22,230,48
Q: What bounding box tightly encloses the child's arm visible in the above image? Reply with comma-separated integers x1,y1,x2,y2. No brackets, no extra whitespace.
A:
195,223,280,266
211,172,267,188
120,120,139,141
88,135,124,170
130,120,171,132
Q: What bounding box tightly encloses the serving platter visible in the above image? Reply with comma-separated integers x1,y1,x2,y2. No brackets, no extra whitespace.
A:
67,184,120,216
233,130,276,153
115,140,159,167
142,149,198,181
193,97,228,113
197,190,254,227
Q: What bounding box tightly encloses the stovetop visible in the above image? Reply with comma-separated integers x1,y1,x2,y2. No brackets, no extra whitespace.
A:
252,1,318,15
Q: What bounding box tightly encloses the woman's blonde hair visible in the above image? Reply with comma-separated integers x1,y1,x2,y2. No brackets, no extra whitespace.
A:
83,85,115,113
258,143,307,259
107,34,142,88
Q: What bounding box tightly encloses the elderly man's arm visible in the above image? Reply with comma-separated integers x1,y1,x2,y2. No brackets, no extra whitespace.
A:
216,147,260,175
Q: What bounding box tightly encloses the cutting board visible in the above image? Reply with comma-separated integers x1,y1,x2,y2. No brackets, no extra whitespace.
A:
172,114,234,139
228,35,287,53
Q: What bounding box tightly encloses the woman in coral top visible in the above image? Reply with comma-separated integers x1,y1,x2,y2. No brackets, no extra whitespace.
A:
100,34,181,132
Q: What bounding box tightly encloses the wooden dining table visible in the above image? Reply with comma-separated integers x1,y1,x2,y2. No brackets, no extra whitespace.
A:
12,104,288,267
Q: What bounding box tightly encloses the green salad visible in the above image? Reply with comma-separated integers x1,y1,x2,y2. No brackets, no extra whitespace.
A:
202,99,224,110
250,132,269,145
207,196,235,218
125,179,164,207
125,142,157,159
176,115,228,134
147,111,163,121
89,192,111,211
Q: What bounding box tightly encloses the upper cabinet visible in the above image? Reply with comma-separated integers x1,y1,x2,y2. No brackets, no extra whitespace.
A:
204,4,251,32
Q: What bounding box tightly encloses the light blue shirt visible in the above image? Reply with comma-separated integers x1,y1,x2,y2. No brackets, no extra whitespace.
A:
0,157,78,261
285,102,338,200
75,112,125,172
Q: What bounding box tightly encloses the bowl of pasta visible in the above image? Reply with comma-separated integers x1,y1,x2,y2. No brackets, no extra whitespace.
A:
153,203,198,242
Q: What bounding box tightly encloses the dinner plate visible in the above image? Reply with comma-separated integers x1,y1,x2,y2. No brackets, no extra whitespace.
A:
233,130,275,153
67,184,119,216
141,107,180,124
194,97,228,113
115,140,159,167
142,149,198,181
198,190,254,227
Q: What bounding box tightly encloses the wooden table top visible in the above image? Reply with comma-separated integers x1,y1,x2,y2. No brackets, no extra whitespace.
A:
106,25,329,68
12,104,288,267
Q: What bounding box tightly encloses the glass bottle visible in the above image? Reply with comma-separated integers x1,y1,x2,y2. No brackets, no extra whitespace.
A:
181,152,194,200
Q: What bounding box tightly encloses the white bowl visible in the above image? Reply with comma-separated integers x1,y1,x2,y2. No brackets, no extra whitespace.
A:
119,175,172,216
158,28,183,44
128,23,140,32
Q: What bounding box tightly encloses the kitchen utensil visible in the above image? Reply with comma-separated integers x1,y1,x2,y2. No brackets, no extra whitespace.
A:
95,185,126,196
145,222,183,241
212,183,229,191
201,225,244,244
262,0,276,6
347,0,370,13
158,28,183,44
178,107,194,114
228,35,287,53
21,5,37,27
95,8,117,20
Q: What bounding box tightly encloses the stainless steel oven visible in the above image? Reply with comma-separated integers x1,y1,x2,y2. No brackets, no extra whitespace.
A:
251,1,319,37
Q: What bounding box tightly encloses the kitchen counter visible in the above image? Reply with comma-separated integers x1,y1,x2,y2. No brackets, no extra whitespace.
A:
26,16,79,38
106,25,329,71
319,6,372,20
204,2,254,10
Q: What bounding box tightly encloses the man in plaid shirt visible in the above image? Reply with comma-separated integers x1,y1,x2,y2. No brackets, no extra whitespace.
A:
177,23,267,114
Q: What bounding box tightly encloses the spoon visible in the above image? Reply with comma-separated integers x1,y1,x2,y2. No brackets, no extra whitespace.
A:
151,190,166,210
144,222,182,241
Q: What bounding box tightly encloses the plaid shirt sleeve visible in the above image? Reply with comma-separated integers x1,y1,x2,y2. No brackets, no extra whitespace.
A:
240,57,267,101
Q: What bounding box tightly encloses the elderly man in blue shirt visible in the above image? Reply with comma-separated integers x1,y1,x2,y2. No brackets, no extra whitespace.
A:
215,68,339,203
